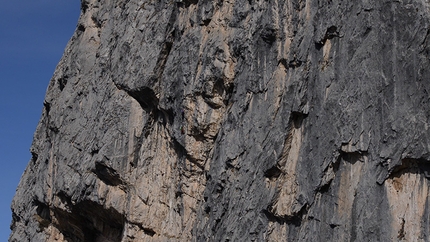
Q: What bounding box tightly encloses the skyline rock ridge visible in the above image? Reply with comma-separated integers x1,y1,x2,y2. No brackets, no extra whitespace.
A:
10,0,430,241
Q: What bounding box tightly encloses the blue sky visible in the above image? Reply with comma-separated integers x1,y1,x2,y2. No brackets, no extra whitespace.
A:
0,0,80,240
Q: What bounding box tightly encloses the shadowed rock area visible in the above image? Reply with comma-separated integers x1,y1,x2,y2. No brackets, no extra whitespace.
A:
10,0,430,241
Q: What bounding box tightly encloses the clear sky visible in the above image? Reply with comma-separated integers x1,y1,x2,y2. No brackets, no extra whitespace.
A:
0,0,80,240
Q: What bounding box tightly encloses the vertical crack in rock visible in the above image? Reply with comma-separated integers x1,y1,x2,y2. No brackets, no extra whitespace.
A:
264,111,308,225
81,0,89,14
130,124,147,168
57,76,68,91
154,7,178,83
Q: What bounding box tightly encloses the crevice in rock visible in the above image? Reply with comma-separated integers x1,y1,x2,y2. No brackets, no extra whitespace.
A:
420,28,430,54
158,108,175,126
225,150,245,171
155,40,174,81
329,223,340,229
260,26,277,44
363,26,372,38
317,179,332,194
33,200,51,231
264,165,282,180
387,158,430,180
201,18,211,26
172,137,186,158
50,196,125,242
175,182,183,198
397,218,405,240
91,16,102,28
57,191,73,207
48,125,60,134
154,7,178,82
315,25,340,50
279,58,303,69
214,80,235,107
262,110,307,229
225,160,239,171
125,87,159,111
92,161,126,187
264,110,307,184
273,111,306,169
31,151,38,163
177,0,199,8
10,211,20,230
186,153,205,171
142,227,156,237
128,221,156,237
200,78,235,109
90,148,99,156
262,203,308,226
115,84,174,130
338,150,367,165
81,0,89,14
57,76,68,91
43,101,51,115
231,38,248,60
317,160,340,193
190,130,207,142
224,83,235,106
290,111,307,128
77,24,86,32
130,126,146,168
211,208,227,233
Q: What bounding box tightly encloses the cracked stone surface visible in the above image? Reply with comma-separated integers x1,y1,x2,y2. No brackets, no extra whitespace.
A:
10,0,430,241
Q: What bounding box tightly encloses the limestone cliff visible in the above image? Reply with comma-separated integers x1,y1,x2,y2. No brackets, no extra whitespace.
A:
10,0,430,241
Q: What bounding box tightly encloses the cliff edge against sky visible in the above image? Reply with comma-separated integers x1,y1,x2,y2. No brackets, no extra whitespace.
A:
10,0,430,241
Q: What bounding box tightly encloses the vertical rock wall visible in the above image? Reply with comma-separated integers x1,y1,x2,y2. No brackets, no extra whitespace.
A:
10,0,430,241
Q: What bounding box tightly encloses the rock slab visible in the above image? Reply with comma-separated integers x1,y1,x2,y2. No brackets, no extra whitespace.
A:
10,0,430,241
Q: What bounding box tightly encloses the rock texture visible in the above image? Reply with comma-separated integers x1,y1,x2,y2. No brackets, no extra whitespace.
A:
10,0,430,241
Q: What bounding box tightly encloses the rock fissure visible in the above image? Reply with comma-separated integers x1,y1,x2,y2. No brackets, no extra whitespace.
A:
92,161,126,187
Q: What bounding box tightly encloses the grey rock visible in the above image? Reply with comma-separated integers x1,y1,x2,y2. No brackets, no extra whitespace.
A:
10,0,430,241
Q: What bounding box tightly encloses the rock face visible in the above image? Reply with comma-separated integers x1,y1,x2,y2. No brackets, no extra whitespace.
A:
10,0,430,241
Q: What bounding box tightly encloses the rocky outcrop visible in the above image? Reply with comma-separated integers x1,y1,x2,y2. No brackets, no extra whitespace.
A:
10,0,430,241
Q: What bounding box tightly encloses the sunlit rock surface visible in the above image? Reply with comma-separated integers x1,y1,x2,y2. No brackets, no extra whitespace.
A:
10,0,430,241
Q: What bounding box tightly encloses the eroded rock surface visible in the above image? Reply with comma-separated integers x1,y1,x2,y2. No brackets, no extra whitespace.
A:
10,0,430,241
